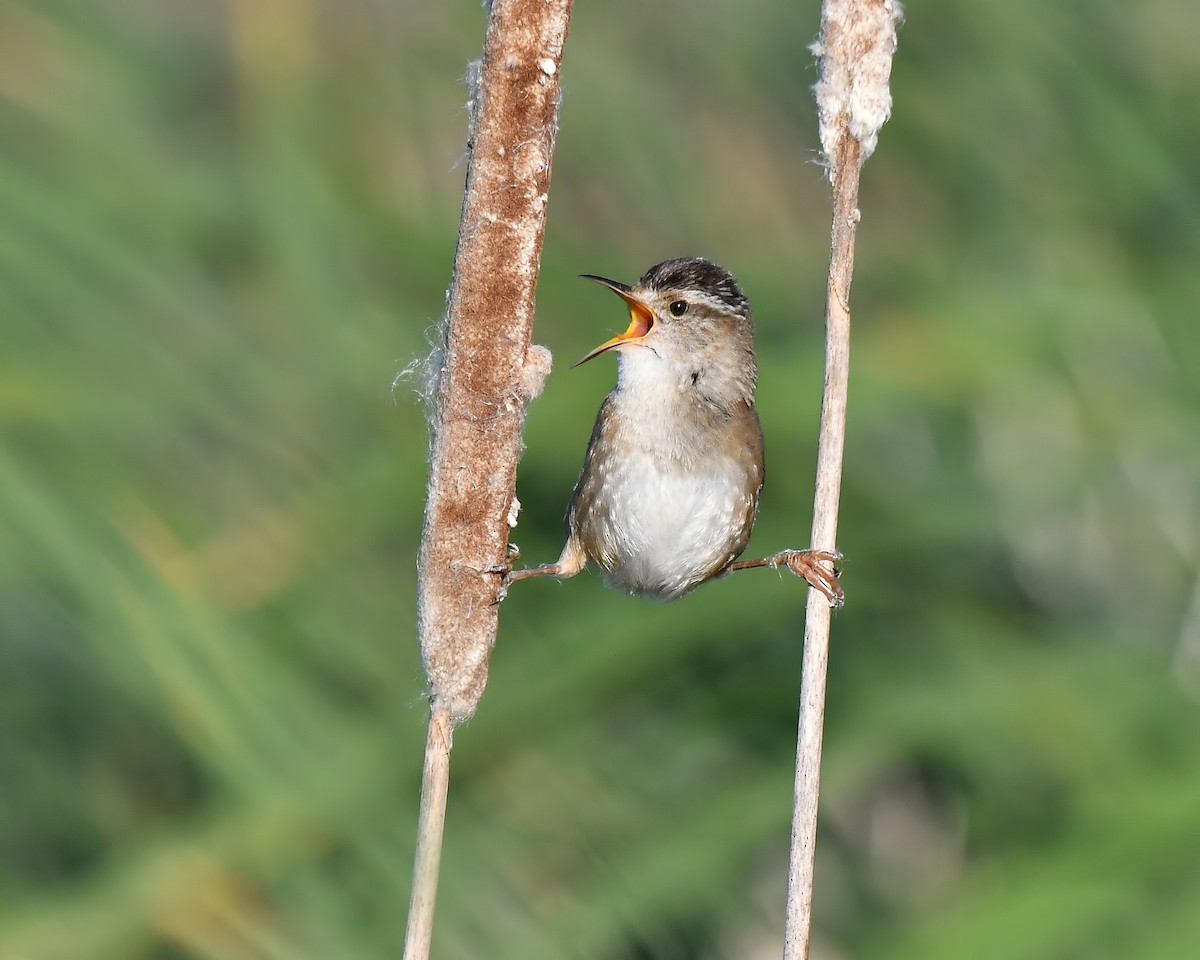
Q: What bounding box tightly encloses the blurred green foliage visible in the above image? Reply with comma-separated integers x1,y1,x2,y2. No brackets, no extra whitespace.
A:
2,0,1199,958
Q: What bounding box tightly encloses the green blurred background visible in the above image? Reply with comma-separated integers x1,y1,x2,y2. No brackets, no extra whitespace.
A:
3,0,1199,957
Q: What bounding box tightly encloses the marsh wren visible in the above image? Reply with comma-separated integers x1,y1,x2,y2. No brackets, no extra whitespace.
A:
504,257,843,605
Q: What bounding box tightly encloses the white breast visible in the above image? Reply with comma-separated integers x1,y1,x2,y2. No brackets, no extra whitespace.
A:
591,451,751,599
583,347,757,599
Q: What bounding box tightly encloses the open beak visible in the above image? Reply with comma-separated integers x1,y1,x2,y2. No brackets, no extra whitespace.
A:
574,274,656,366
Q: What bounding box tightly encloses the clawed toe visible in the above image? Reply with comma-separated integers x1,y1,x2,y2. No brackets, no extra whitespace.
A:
489,569,517,605
481,543,521,577
784,549,845,608
483,544,521,604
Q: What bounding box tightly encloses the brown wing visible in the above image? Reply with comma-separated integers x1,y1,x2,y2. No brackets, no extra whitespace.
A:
563,391,618,565
713,399,765,575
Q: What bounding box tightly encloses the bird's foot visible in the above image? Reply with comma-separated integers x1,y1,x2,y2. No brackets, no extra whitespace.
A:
485,540,586,604
781,549,844,608
482,543,521,604
725,548,844,607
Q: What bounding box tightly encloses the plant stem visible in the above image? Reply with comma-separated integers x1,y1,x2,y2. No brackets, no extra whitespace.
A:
785,1,900,954
402,708,453,960
403,0,573,955
783,133,862,960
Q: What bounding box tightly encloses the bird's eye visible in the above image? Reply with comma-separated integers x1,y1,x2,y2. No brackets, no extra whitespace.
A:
669,300,688,317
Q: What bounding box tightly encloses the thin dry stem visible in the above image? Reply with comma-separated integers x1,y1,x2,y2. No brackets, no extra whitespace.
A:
783,133,861,960
402,708,453,960
785,1,899,957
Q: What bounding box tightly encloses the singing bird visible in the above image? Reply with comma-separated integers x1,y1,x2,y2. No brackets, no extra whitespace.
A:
503,257,842,605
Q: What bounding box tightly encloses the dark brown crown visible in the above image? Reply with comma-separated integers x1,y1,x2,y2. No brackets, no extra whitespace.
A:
638,257,750,317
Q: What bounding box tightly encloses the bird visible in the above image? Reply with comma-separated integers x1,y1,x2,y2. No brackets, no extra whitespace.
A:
501,256,843,605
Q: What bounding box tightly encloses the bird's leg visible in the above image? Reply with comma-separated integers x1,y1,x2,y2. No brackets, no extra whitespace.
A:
484,538,588,603
724,549,844,608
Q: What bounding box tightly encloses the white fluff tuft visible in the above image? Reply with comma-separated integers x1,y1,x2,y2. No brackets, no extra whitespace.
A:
811,0,903,171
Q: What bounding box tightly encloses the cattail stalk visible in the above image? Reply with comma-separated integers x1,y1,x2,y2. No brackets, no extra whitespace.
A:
403,1,572,957
784,2,901,958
